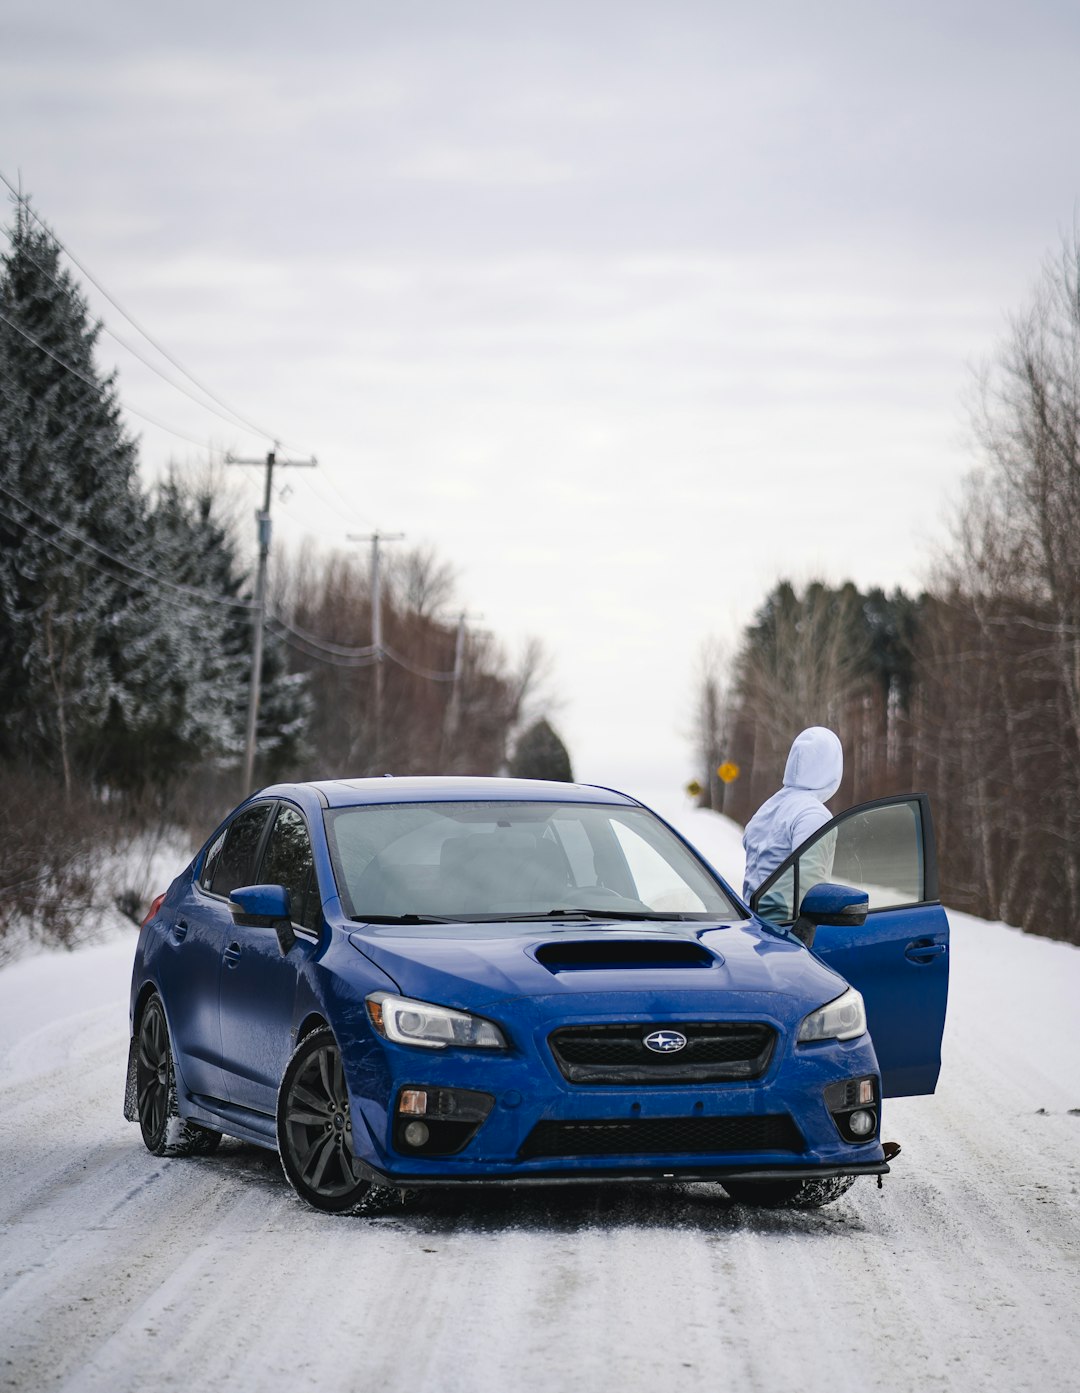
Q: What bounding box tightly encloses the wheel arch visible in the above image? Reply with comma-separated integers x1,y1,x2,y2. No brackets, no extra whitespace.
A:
296,1011,331,1042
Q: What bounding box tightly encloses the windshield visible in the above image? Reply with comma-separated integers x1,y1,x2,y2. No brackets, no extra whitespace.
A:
324,800,739,923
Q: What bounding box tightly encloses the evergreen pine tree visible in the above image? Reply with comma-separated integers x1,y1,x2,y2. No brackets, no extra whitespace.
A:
509,718,574,782
95,473,252,788
0,197,144,790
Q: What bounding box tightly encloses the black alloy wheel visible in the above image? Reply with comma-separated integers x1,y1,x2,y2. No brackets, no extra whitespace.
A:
721,1174,857,1210
136,993,221,1157
277,1028,373,1214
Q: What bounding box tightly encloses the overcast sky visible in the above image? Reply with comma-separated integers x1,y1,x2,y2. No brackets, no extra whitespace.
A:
4,1,1079,803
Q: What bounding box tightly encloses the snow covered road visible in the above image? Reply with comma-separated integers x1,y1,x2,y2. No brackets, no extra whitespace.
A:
2,807,1079,1393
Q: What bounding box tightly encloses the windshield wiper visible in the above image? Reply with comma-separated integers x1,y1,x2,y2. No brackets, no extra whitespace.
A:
350,913,458,925
475,909,598,923
486,909,709,923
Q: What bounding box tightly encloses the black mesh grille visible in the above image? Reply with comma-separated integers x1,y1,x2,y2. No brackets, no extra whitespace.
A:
519,1113,803,1160
548,1022,776,1084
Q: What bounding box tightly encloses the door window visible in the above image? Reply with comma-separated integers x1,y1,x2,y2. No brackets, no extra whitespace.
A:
260,805,320,932
205,804,272,899
753,796,931,925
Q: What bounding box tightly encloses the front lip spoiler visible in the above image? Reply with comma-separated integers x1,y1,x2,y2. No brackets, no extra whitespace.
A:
353,1158,890,1190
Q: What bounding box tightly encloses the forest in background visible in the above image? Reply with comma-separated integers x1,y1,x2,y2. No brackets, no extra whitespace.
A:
0,196,568,954
694,232,1080,945
4,185,1077,952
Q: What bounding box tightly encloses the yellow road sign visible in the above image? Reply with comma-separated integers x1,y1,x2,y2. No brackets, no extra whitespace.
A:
717,761,740,784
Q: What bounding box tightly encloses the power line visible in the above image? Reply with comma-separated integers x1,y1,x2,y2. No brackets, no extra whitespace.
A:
0,480,253,611
267,620,381,668
267,614,379,658
0,308,235,457
382,641,456,682
0,500,245,623
10,238,277,446
0,171,292,448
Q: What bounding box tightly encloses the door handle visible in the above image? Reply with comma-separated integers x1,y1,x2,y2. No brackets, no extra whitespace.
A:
224,942,242,968
905,939,946,964
172,918,189,942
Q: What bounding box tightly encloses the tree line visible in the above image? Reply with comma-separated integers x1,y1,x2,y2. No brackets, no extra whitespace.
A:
0,196,569,949
695,233,1080,945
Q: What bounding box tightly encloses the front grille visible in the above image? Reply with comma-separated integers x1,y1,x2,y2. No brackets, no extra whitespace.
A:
519,1113,803,1160
548,1022,776,1084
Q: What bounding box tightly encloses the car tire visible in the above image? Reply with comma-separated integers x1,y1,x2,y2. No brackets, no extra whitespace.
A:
721,1174,857,1210
136,993,222,1158
276,1027,373,1214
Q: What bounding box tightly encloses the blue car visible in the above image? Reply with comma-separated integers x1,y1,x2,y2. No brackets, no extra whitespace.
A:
125,777,949,1213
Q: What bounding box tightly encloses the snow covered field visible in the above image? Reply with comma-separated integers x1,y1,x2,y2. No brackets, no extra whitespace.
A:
1,801,1078,1393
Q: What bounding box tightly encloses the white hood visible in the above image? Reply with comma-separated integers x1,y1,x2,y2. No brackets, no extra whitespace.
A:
782,727,843,802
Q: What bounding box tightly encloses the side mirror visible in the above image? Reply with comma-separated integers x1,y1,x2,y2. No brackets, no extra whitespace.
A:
229,884,296,954
799,882,869,928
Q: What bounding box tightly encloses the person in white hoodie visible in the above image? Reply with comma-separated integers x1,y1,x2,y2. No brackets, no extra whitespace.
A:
742,726,844,927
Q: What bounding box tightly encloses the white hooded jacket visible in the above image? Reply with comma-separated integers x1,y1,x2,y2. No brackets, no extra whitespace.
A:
741,727,843,904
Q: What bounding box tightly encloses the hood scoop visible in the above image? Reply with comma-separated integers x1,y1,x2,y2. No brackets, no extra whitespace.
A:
534,938,719,973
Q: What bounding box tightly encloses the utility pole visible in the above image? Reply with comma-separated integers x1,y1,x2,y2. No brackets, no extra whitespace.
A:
227,444,317,793
444,611,483,760
347,530,404,768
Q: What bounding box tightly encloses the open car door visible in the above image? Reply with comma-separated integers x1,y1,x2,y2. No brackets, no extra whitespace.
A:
750,793,949,1098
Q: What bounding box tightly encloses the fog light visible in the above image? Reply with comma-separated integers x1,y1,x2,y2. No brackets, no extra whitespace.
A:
848,1109,876,1137
399,1089,428,1116
403,1120,430,1147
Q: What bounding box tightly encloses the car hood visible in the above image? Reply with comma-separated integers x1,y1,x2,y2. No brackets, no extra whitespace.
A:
347,917,847,1022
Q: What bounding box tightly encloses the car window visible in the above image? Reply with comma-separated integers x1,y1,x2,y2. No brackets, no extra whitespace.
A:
207,804,272,899
754,797,927,925
260,804,320,932
325,800,739,922
199,827,228,891
828,804,922,909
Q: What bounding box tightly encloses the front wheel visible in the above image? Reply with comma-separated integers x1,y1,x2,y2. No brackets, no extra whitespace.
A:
721,1174,857,1210
136,993,222,1157
277,1028,373,1214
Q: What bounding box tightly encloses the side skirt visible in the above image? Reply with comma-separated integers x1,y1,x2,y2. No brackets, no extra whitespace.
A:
183,1092,280,1152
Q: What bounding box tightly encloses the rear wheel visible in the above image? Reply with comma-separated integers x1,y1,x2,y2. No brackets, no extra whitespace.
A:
721,1175,857,1210
277,1028,373,1214
136,994,222,1157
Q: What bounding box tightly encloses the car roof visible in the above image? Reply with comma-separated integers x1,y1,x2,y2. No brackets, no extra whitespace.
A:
258,775,643,811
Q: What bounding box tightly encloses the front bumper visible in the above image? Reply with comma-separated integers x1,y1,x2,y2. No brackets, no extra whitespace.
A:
338,996,886,1186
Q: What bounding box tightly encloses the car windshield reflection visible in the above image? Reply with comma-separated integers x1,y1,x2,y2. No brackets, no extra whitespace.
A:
325,800,738,926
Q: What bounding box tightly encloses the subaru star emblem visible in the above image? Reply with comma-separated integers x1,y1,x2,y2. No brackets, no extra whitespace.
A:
643,1029,688,1054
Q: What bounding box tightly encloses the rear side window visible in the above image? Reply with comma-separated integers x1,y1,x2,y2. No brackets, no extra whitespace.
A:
204,805,272,899
261,805,320,932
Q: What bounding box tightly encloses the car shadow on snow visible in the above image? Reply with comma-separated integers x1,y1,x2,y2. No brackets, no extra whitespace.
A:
205,1140,875,1237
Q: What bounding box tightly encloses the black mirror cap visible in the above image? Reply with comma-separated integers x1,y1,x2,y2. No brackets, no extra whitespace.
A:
798,881,869,928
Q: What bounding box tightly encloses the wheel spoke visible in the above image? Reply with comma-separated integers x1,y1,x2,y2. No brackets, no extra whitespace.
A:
291,1081,329,1113
317,1048,335,1101
306,1132,337,1189
287,1107,328,1128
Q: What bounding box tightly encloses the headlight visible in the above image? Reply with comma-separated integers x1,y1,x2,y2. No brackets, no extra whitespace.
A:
798,987,867,1043
366,992,508,1050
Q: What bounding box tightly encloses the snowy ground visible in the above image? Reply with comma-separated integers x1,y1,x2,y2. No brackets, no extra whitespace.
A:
1,800,1079,1393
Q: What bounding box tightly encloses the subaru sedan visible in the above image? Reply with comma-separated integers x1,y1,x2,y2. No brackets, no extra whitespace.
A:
125,777,949,1213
